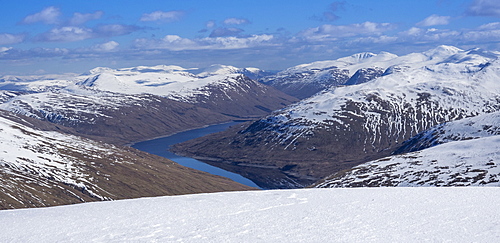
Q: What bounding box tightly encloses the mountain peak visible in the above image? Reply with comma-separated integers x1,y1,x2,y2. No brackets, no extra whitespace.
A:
422,45,463,60
336,52,377,64
85,67,115,75
197,64,241,77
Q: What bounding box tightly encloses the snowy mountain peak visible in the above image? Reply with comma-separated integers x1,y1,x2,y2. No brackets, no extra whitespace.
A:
197,64,242,77
125,65,190,73
336,52,377,63
422,45,463,60
85,67,115,75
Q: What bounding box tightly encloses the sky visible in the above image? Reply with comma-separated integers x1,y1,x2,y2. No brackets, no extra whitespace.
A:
1,0,500,75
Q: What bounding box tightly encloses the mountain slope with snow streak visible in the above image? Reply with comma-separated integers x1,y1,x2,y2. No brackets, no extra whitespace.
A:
0,89,231,145
172,46,500,189
76,66,296,117
1,187,500,242
396,111,500,154
316,135,500,188
0,110,252,209
314,111,500,188
0,65,296,144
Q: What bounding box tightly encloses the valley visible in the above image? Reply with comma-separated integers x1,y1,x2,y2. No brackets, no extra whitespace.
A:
1,45,499,207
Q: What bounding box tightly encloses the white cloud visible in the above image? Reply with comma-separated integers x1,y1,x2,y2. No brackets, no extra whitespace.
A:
0,33,25,45
209,27,244,37
140,10,185,22
34,24,141,42
312,1,346,22
206,20,216,28
299,22,396,41
92,41,119,52
466,0,500,17
35,27,94,42
22,6,61,25
0,47,12,53
133,34,275,51
417,15,451,27
94,24,140,37
223,18,250,25
478,22,500,30
69,11,104,25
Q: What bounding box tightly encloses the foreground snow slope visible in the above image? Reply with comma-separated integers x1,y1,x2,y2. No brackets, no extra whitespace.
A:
1,188,500,242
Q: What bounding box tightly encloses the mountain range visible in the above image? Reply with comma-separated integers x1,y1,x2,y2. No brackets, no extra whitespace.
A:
0,64,292,208
172,45,500,189
1,45,499,207
0,65,296,145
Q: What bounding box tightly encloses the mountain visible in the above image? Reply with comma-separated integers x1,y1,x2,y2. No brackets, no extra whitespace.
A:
2,187,500,242
0,89,231,145
0,110,253,210
315,112,500,188
196,64,276,80
171,46,500,189
260,51,398,99
395,110,500,154
0,65,297,145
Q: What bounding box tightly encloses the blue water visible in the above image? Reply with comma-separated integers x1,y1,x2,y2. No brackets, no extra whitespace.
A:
132,122,260,188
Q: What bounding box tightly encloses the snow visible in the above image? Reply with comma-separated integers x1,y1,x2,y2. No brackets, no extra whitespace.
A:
274,45,460,78
73,64,262,100
317,135,500,187
0,64,264,107
256,46,500,149
404,111,500,150
0,89,149,124
0,114,117,200
1,187,500,242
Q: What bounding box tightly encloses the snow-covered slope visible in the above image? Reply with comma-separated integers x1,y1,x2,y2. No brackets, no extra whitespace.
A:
75,64,276,103
196,64,274,80
2,188,500,242
316,136,500,187
396,111,500,153
315,111,500,187
260,45,499,99
0,110,252,209
259,51,400,98
0,89,231,145
171,46,500,189
0,65,296,144
0,73,77,92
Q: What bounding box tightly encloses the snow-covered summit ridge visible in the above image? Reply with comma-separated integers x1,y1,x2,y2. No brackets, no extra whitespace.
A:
71,64,274,99
265,45,493,85
0,63,271,100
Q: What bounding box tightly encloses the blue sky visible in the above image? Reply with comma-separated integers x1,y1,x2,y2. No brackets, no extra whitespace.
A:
1,0,500,75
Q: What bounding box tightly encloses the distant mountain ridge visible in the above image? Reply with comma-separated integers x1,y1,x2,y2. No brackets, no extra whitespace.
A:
0,64,296,145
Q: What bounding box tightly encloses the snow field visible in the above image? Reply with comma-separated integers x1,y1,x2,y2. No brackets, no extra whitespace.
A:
1,187,500,242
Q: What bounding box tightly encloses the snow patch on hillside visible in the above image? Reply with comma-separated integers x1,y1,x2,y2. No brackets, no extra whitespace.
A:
316,135,500,187
0,115,117,201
